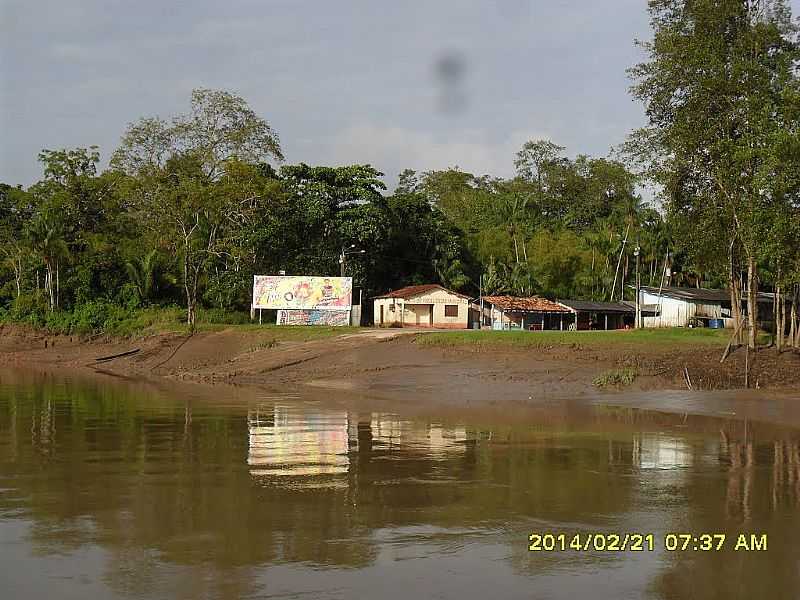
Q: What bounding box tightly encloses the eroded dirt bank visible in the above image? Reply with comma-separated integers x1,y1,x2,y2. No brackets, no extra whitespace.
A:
2,324,799,405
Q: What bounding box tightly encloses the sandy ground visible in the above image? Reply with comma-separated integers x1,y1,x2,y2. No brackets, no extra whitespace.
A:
2,324,799,407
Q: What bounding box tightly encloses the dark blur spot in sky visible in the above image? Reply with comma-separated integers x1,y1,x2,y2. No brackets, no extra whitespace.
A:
433,51,467,114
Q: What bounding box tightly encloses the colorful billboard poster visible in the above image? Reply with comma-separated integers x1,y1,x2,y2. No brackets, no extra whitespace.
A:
252,276,352,310
277,309,351,326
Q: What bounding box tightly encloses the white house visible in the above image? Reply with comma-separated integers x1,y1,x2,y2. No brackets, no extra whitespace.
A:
373,284,471,328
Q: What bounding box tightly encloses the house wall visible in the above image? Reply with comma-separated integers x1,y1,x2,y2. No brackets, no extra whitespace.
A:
373,290,469,328
639,291,724,328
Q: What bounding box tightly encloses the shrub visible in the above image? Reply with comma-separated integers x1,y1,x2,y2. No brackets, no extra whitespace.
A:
593,367,638,387
6,292,49,327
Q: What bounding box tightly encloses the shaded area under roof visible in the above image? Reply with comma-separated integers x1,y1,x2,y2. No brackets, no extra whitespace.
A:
483,295,570,313
558,300,634,313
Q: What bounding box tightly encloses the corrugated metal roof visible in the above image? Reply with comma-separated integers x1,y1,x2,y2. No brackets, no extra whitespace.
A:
558,300,634,313
483,295,571,313
639,286,778,303
374,284,470,300
622,301,659,313
639,286,731,303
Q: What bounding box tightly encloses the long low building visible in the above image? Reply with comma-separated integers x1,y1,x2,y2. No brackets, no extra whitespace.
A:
483,295,572,330
636,286,782,328
556,299,635,330
482,296,637,331
373,284,471,328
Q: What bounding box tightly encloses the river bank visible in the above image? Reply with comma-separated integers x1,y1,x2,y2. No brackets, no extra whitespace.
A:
2,324,799,404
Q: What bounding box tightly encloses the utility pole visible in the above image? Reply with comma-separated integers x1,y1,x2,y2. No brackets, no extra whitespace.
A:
479,273,483,329
339,244,366,277
634,245,641,328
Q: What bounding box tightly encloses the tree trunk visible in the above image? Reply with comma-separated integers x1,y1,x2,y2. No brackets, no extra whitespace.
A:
186,294,196,329
621,254,629,301
775,284,782,353
728,271,744,347
45,260,55,311
780,287,786,352
790,283,799,349
747,255,758,350
610,224,630,302
12,255,21,297
184,264,198,329
182,241,197,329
185,276,198,329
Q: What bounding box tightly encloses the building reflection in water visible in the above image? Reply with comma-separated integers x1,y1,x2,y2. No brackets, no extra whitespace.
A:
247,405,467,483
247,405,351,478
634,434,700,470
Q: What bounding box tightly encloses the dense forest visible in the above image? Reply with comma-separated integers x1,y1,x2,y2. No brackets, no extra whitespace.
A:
1,0,799,348
0,89,669,327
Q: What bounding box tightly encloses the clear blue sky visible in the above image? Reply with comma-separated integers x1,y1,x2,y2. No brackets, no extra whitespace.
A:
2,1,798,189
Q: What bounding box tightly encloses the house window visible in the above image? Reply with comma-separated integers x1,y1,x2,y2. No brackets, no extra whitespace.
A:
444,305,458,317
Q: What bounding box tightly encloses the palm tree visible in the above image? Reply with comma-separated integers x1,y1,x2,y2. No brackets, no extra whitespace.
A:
494,192,529,264
125,249,161,304
482,258,510,295
28,213,68,311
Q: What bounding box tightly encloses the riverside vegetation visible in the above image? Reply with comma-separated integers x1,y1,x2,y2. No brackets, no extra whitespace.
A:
1,1,799,356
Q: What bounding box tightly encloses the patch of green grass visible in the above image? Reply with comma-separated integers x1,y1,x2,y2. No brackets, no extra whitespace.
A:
2,303,357,340
416,327,730,349
593,367,638,387
114,311,358,339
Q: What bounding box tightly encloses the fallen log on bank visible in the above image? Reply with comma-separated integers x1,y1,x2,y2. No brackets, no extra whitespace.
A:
94,349,140,363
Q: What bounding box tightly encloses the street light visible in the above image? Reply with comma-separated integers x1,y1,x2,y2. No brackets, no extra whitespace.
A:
339,244,366,277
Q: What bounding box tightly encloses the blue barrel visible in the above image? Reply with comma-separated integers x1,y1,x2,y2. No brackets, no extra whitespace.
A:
709,319,723,329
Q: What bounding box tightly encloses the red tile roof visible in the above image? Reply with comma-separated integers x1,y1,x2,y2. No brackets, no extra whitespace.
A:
374,284,470,300
483,295,570,312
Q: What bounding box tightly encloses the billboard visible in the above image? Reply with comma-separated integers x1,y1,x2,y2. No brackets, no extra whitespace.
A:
277,309,351,326
252,276,352,310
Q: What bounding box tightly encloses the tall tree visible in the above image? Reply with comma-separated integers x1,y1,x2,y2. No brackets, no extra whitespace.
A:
627,0,800,348
111,89,283,327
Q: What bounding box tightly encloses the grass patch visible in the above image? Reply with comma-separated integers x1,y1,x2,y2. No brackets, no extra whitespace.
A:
1,304,357,340
416,328,730,349
593,367,638,387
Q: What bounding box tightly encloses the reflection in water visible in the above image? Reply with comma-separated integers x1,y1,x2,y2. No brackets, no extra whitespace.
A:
247,406,469,483
1,373,800,599
636,434,696,470
248,404,351,478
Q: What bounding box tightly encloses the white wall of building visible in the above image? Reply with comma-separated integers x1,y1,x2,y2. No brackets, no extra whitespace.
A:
373,289,469,328
640,290,724,328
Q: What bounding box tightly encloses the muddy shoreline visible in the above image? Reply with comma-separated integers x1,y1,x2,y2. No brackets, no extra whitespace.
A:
2,324,799,403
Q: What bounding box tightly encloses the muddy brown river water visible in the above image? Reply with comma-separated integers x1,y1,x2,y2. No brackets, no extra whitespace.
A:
1,370,799,599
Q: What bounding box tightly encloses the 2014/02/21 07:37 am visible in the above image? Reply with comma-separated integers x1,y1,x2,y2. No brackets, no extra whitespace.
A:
528,532,768,552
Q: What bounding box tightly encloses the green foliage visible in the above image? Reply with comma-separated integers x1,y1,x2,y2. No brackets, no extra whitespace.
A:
625,0,800,346
4,292,50,327
5,46,797,340
593,368,638,388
